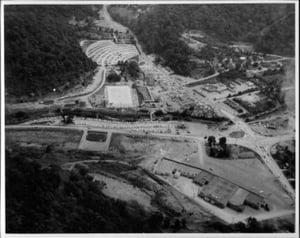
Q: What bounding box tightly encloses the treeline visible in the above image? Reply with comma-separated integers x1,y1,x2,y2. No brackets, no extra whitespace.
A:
6,150,166,233
5,6,99,97
204,217,294,233
109,4,294,75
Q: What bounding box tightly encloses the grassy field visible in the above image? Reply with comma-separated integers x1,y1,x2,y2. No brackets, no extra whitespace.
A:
5,128,83,149
229,131,245,138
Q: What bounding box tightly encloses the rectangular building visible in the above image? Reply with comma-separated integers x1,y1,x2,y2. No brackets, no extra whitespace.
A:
228,188,249,212
198,177,239,208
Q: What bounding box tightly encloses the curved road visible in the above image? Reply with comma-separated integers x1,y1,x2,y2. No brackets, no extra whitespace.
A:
56,67,106,104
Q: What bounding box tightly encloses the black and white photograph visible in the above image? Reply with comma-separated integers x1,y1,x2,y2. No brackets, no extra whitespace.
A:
1,0,298,236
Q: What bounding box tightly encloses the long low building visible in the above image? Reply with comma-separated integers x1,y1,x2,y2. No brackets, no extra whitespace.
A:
155,157,268,212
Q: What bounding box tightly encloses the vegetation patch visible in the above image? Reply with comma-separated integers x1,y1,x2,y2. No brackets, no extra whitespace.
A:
86,131,107,142
205,136,260,160
229,131,245,138
5,128,83,149
271,140,295,188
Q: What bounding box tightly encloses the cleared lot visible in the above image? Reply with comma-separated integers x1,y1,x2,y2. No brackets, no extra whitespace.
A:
90,173,154,211
109,133,200,168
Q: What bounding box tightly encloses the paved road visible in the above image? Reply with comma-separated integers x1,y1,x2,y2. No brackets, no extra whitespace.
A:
184,72,220,87
57,67,106,102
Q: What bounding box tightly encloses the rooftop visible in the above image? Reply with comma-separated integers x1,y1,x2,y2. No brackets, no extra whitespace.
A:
229,188,249,206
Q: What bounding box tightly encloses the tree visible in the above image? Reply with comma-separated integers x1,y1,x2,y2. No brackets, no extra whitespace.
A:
207,136,216,147
107,73,121,83
61,112,74,124
219,137,227,148
181,218,186,228
173,219,181,231
127,61,140,78
246,217,261,232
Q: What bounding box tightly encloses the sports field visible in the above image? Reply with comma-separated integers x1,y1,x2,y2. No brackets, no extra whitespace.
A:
105,86,134,108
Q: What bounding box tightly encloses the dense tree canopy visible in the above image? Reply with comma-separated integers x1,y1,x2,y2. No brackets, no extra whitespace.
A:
5,6,98,97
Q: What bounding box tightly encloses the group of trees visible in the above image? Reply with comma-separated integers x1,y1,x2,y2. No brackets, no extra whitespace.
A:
271,141,295,186
5,6,98,98
206,216,294,233
207,136,230,158
6,149,169,233
107,72,121,83
261,78,285,105
118,60,140,79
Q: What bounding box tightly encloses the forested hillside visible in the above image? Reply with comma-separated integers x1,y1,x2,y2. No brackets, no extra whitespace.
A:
109,4,295,75
5,6,99,98
6,149,165,233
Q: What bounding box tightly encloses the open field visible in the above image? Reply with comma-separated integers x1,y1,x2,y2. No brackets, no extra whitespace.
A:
249,116,294,136
91,173,154,211
5,128,83,149
109,133,200,168
105,85,134,108
235,93,261,106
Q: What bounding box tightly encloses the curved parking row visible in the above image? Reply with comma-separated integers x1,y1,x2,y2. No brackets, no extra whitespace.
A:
85,40,139,66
